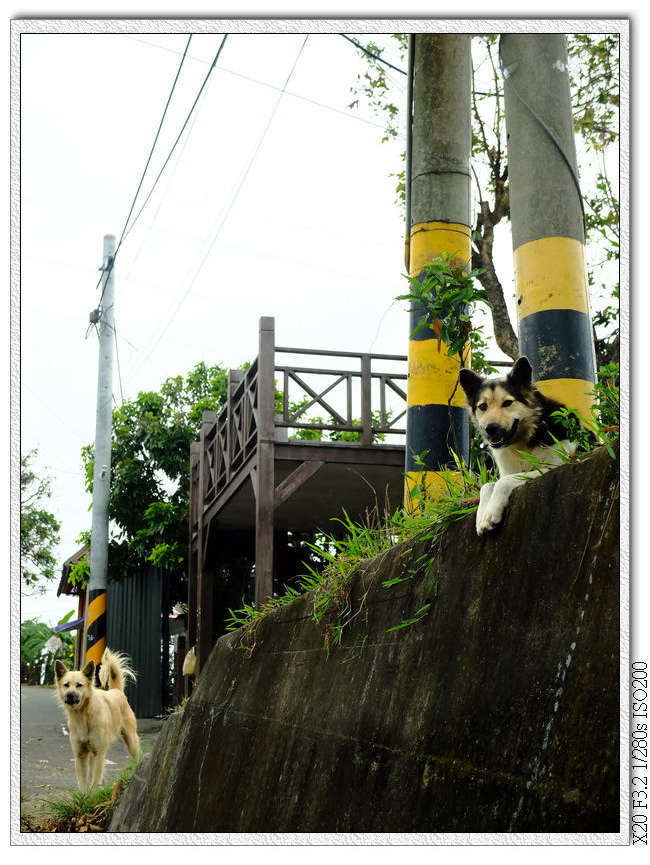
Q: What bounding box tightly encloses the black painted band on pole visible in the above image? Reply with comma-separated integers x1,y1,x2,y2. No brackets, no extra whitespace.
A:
85,588,107,666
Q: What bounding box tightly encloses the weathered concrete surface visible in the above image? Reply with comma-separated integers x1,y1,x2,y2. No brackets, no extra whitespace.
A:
110,444,620,834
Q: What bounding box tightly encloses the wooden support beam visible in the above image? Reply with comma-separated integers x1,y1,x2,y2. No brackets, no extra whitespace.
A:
274,460,325,510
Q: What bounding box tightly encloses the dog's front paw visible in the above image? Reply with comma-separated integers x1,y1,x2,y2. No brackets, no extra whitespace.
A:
476,490,509,535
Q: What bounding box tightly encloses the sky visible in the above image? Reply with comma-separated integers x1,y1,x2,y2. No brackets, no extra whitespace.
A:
12,9,641,667
6,5,643,857
17,26,418,626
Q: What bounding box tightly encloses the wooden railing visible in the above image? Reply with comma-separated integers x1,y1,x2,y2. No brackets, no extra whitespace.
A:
190,319,408,529
274,345,407,444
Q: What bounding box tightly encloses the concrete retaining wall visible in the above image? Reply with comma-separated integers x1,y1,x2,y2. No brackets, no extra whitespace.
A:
110,444,620,835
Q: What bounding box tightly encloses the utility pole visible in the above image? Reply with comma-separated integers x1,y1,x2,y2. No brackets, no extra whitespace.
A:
405,34,472,505
501,34,596,417
85,234,116,670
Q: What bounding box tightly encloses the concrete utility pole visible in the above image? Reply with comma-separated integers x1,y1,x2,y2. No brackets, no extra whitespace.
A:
405,33,472,504
501,34,596,417
85,234,116,669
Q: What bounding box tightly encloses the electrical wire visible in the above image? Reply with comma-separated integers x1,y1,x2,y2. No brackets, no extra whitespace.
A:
125,36,310,383
92,36,192,305
119,34,229,249
96,34,228,307
116,36,193,257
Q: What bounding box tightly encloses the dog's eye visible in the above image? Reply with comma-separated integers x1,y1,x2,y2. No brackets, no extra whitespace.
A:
477,403,487,412
502,399,513,407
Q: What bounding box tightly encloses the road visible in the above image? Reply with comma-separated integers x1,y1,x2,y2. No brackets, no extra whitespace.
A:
18,684,164,821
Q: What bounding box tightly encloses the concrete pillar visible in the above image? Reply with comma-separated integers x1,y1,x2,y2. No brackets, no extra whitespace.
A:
405,34,472,504
501,34,596,417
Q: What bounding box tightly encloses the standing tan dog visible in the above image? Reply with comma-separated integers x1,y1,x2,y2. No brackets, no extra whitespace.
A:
55,647,140,793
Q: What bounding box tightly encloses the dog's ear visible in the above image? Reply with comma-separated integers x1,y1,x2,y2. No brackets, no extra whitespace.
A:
54,659,68,680
82,659,95,681
458,367,483,402
508,356,533,389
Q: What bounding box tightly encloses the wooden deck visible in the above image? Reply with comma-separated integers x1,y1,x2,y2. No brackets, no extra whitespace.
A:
187,317,407,673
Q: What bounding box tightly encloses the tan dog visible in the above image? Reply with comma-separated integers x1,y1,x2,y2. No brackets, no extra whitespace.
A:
55,647,140,793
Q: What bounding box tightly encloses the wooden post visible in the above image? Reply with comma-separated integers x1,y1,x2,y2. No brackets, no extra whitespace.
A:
175,634,186,705
255,317,276,608
196,411,216,673
227,368,244,482
187,441,199,681
360,353,372,445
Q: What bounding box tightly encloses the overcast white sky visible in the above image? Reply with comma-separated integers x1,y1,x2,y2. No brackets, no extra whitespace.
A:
10,6,642,672
17,25,417,627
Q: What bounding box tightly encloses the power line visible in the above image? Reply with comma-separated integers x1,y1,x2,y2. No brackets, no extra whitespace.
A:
116,36,193,256
126,36,310,382
96,34,228,306
127,33,399,135
92,37,192,304
120,34,229,249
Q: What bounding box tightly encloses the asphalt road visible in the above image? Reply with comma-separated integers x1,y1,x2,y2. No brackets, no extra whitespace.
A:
19,684,164,820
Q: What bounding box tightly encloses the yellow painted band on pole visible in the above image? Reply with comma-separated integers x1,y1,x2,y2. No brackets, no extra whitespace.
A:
404,471,453,512
409,221,471,275
407,339,466,408
86,637,106,666
87,592,107,626
514,236,590,320
535,377,595,424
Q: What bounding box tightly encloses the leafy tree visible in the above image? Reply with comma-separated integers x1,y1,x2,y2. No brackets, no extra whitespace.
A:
20,450,61,596
80,361,233,602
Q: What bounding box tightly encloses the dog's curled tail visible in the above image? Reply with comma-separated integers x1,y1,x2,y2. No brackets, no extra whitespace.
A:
99,647,137,692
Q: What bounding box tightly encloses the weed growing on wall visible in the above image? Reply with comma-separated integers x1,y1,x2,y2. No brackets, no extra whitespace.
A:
225,455,489,653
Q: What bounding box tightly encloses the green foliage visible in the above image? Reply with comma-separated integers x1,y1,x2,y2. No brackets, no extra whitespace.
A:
80,362,233,595
67,531,91,589
37,744,149,832
347,35,408,143
396,253,491,368
592,362,620,432
20,450,61,595
226,456,487,654
350,33,620,369
549,362,620,461
20,613,75,684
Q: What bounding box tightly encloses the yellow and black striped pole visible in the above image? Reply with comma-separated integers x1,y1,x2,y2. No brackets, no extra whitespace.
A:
405,34,472,506
85,589,107,667
501,35,596,418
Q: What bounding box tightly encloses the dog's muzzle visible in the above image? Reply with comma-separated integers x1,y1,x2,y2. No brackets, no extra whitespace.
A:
484,420,518,448
64,692,81,706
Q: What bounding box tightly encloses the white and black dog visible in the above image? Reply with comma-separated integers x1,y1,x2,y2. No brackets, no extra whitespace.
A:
459,356,582,536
